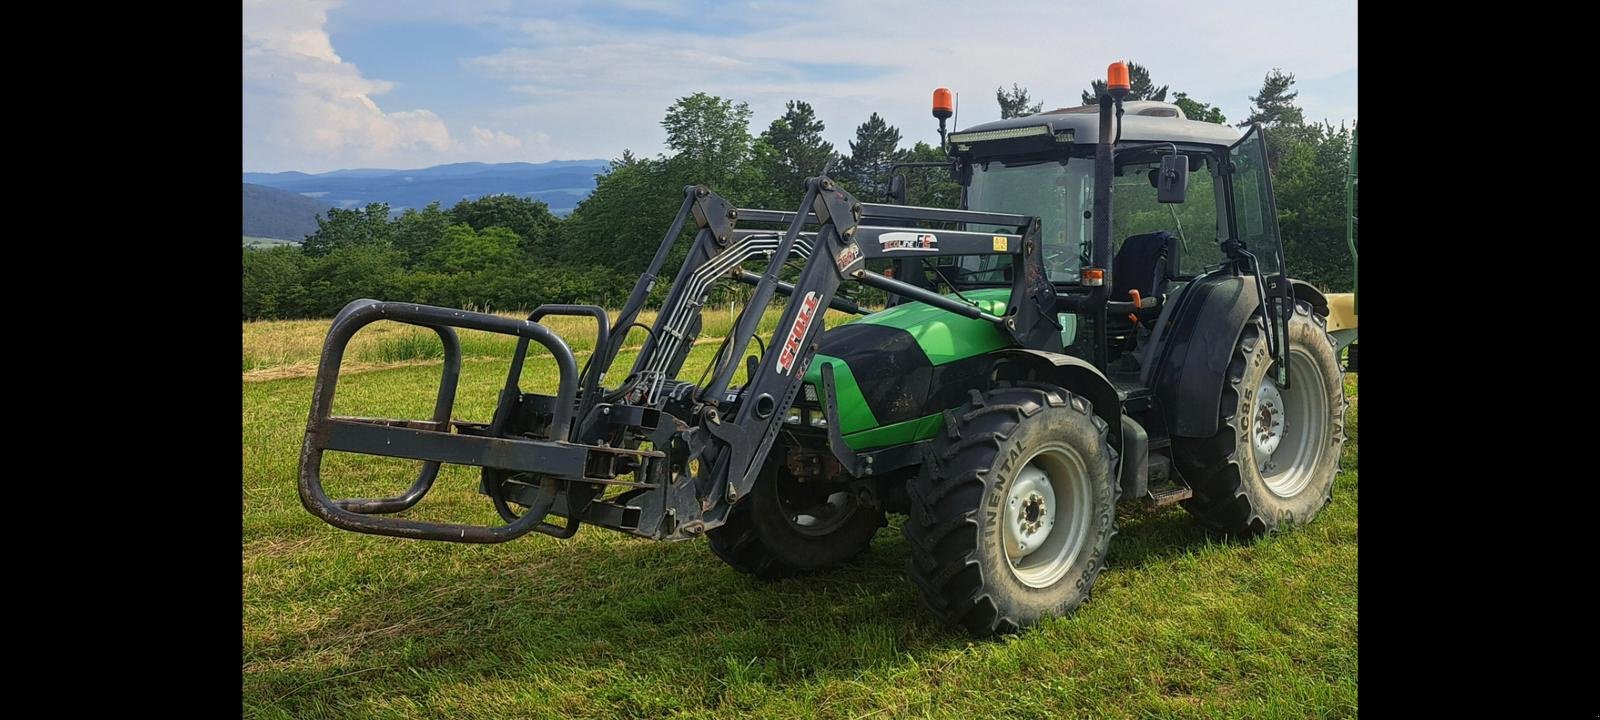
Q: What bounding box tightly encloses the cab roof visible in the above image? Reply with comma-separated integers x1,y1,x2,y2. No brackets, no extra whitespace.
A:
952,101,1240,147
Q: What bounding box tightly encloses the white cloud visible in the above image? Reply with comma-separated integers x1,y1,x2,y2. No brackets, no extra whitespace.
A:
243,0,540,171
461,0,1356,161
245,0,1356,170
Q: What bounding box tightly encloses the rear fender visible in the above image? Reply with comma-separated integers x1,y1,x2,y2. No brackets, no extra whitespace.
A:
1146,273,1260,438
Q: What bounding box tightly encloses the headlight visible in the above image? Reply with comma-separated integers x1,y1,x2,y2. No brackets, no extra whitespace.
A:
947,124,1051,144
809,412,828,428
786,408,803,425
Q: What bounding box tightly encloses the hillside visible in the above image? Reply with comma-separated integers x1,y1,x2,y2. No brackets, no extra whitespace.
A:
242,159,609,217
242,183,330,241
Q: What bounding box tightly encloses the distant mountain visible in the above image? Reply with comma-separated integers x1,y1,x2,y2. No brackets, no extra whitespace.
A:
242,159,610,217
243,183,332,241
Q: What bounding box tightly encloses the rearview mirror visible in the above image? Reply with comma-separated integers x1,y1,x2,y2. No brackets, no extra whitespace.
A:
888,174,907,205
1155,154,1188,203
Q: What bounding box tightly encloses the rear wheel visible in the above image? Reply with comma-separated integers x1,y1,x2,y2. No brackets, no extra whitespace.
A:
707,457,885,579
904,384,1117,635
1175,302,1346,536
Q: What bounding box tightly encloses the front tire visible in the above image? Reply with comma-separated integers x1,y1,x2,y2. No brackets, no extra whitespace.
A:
707,457,886,579
905,384,1118,635
1175,301,1347,536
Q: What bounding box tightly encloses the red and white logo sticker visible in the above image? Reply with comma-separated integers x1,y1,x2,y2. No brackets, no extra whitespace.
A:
776,292,821,375
835,241,862,272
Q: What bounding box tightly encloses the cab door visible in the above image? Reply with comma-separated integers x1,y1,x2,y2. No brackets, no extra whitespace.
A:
1225,124,1293,385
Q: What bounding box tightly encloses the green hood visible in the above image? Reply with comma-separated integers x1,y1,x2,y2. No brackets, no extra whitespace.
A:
802,288,1028,450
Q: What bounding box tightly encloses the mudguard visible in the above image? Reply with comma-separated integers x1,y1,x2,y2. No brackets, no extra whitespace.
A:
1289,279,1329,316
993,348,1122,454
1147,272,1261,438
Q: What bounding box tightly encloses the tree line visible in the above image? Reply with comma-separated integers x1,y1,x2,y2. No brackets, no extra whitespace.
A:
243,65,1354,321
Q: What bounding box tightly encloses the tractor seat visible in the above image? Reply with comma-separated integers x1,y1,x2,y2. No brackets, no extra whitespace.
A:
1107,233,1184,340
1111,231,1180,326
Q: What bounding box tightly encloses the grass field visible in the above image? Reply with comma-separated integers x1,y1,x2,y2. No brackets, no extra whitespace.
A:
243,313,1358,719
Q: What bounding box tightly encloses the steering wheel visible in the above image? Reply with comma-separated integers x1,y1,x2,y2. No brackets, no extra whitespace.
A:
1042,243,1077,278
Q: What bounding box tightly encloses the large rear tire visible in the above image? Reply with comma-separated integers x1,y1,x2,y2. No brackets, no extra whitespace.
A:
707,458,886,579
904,384,1118,636
1174,301,1347,536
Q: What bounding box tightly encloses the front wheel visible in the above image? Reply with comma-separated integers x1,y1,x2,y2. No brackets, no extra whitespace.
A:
707,457,885,579
1175,302,1347,536
904,384,1118,635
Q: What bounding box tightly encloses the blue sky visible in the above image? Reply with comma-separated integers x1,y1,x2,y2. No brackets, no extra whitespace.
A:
243,0,1357,173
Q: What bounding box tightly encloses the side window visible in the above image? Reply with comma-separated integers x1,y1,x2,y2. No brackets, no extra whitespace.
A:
1109,154,1221,276
1227,127,1283,275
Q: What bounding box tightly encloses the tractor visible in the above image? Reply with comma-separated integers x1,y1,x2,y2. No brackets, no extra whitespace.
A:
296,61,1351,635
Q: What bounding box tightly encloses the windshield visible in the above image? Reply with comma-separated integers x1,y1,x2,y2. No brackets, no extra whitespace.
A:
963,156,1092,284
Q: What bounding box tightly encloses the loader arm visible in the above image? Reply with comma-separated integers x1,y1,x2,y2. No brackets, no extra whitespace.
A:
297,174,1050,544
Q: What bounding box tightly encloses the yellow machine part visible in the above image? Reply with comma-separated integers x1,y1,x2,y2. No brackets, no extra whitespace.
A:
1324,293,1357,332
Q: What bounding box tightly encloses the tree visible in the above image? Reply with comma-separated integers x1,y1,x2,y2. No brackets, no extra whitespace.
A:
301,202,393,258
391,202,451,268
1172,92,1227,124
1081,62,1168,104
898,141,960,209
242,246,307,320
447,194,558,257
300,242,406,316
1240,69,1304,128
661,92,754,190
756,100,835,196
840,112,903,199
424,224,521,274
1271,121,1353,292
996,83,1043,119
1237,68,1310,175
557,153,689,275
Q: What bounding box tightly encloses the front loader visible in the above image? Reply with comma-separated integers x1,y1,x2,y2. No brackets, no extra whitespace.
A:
297,61,1348,635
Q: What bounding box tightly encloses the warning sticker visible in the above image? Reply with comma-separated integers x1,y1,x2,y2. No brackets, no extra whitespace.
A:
993,236,1009,252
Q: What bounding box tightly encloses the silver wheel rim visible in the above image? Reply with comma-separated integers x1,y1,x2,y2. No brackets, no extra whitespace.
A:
779,489,859,537
1255,348,1330,498
1002,442,1093,589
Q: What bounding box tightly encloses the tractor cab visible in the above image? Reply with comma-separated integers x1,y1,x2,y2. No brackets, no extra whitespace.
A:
887,99,1283,381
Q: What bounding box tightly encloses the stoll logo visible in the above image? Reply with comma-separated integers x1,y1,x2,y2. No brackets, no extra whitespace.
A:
776,292,821,375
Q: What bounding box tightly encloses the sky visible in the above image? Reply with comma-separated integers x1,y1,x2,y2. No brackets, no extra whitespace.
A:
243,0,1357,173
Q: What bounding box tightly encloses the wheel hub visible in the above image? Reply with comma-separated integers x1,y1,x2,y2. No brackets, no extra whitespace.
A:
1252,349,1333,498
1253,378,1286,470
1004,465,1055,559
776,470,860,537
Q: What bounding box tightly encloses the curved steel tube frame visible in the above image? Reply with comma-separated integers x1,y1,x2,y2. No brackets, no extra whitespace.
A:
297,299,583,543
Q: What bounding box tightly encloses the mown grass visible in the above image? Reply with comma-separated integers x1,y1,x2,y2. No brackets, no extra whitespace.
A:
243,316,1357,719
242,305,825,378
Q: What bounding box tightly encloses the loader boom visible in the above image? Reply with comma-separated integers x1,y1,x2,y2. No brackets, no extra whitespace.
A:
299,175,1050,542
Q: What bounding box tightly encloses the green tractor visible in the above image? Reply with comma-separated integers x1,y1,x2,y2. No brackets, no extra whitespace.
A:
297,61,1349,635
